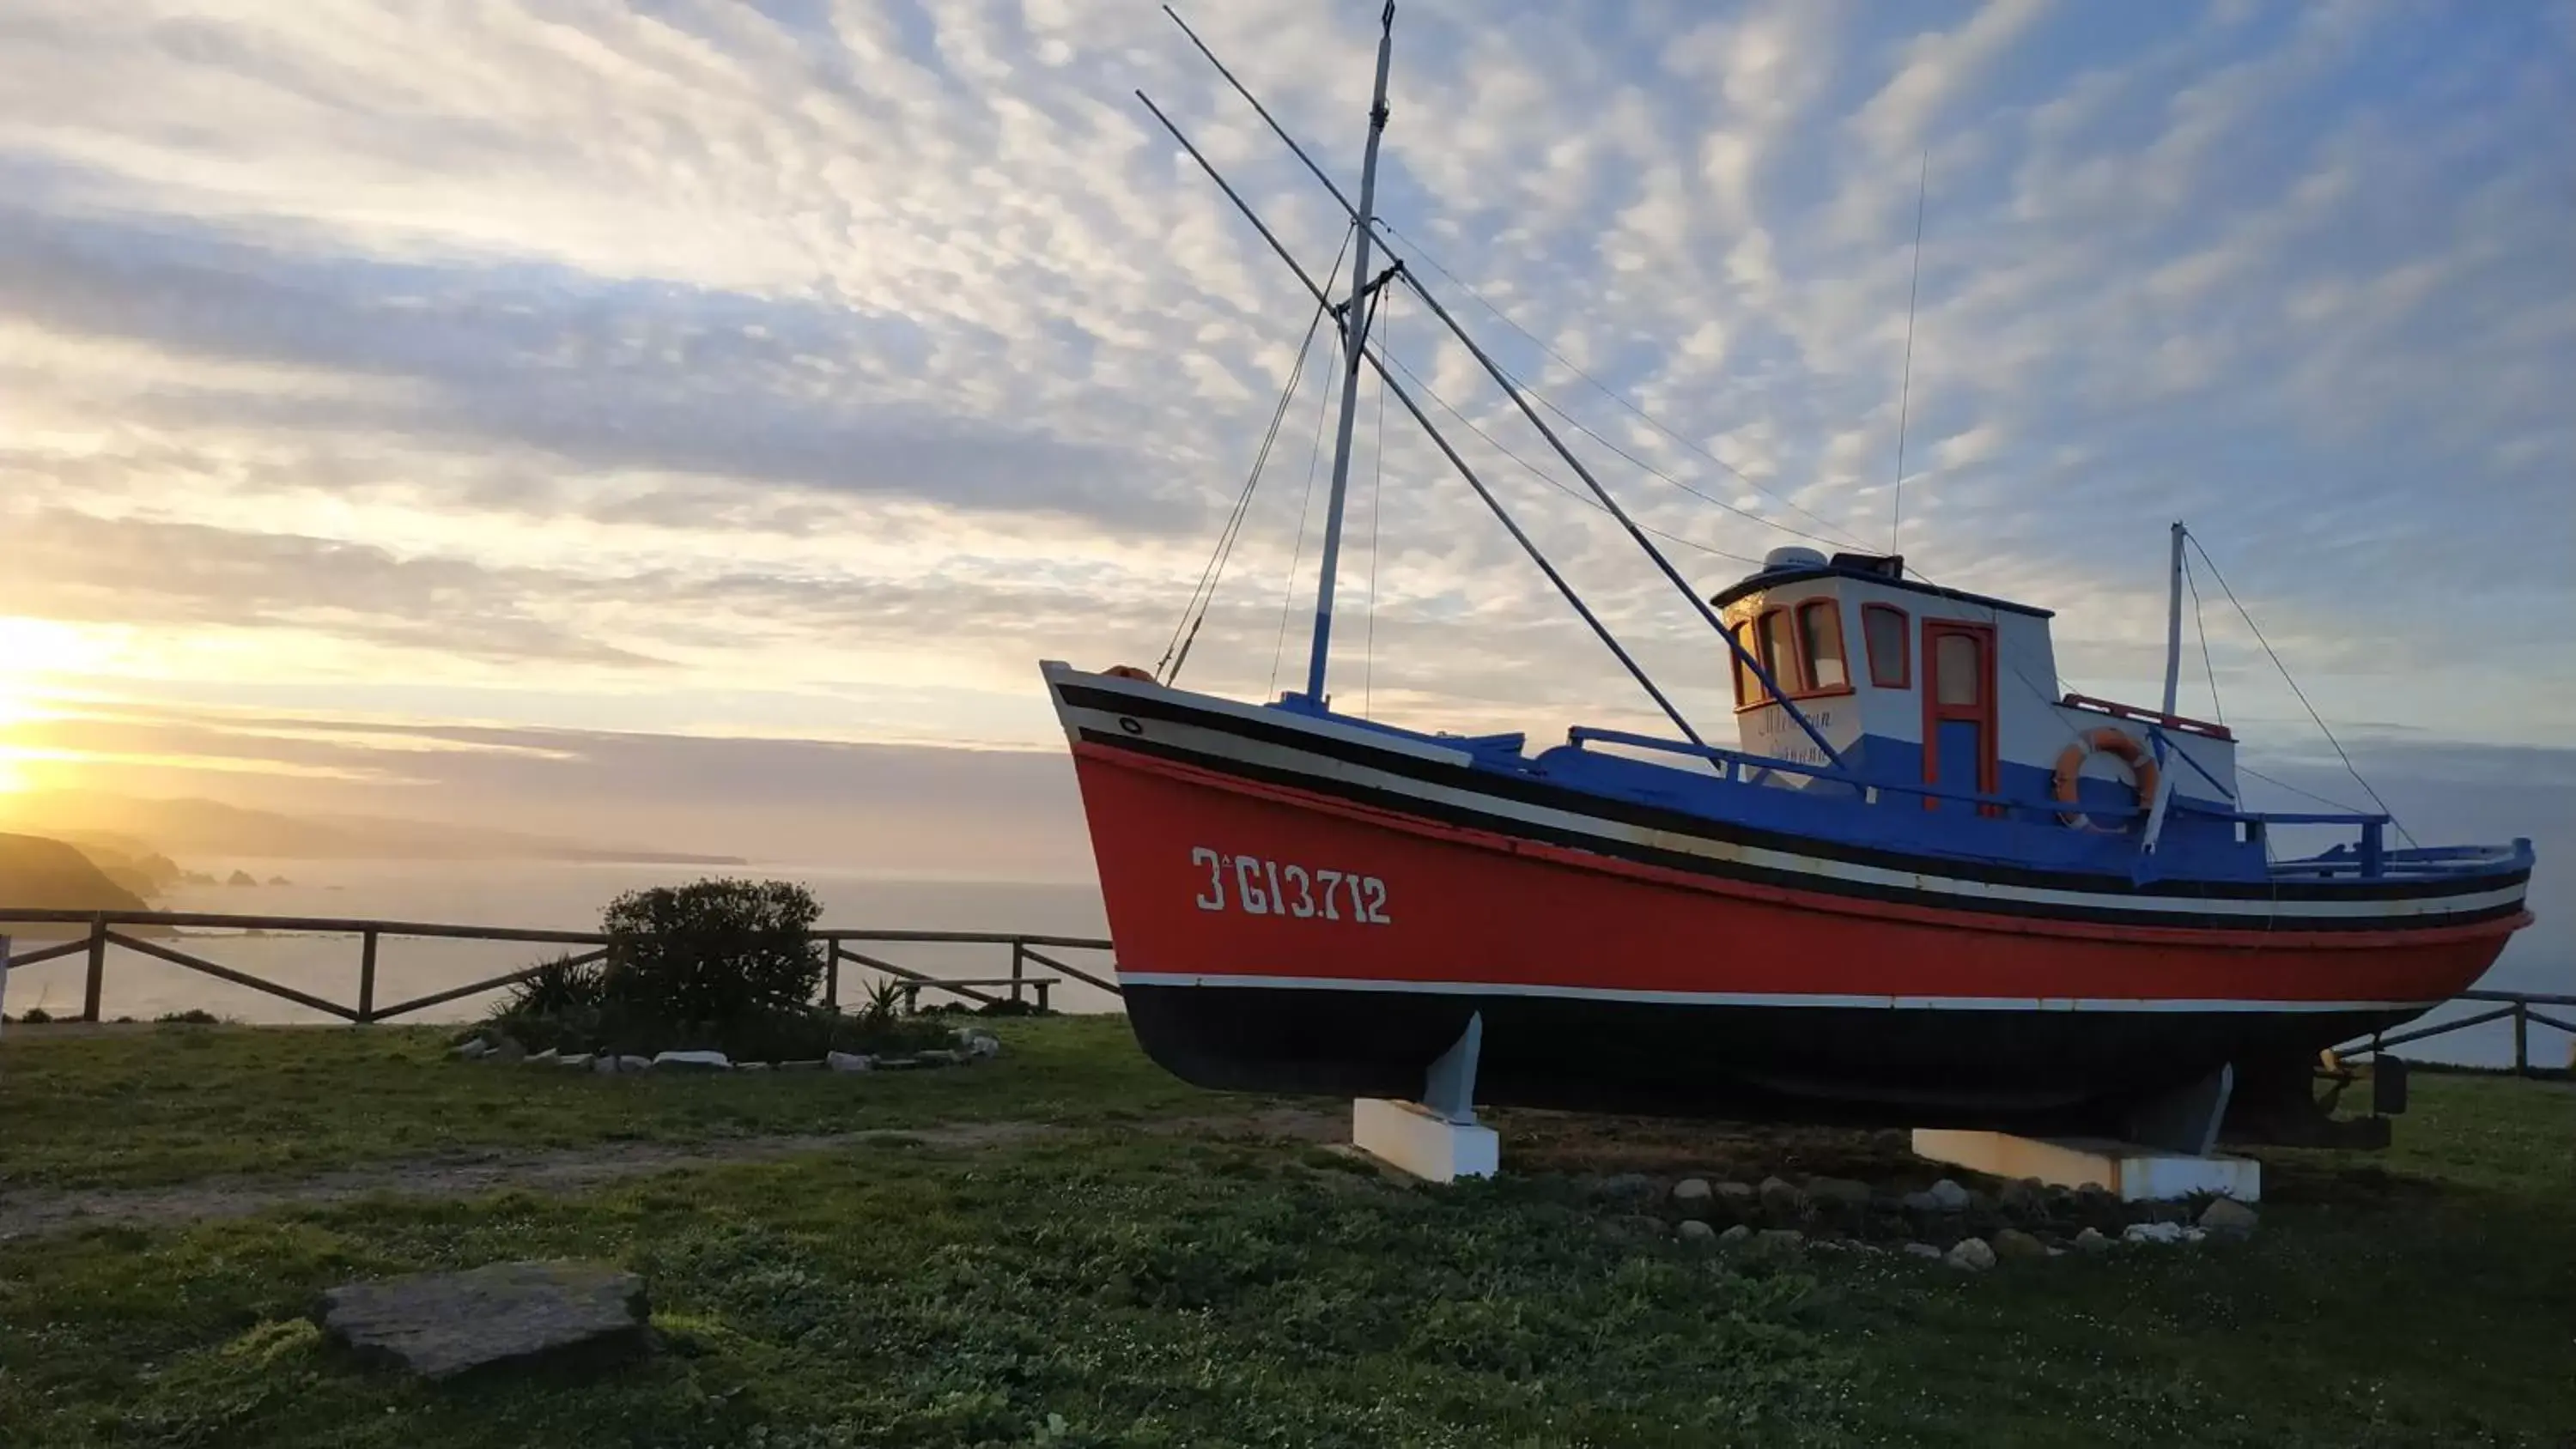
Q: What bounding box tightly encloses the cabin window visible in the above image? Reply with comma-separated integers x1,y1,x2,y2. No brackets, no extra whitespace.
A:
1934,631,1983,706
1862,603,1910,688
1727,622,1761,706
1798,601,1848,690
1758,609,1801,694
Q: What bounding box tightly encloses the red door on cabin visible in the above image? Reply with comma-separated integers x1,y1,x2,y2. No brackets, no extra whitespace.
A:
1921,620,1999,812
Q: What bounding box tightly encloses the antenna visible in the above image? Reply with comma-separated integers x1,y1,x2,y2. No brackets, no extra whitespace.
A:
1890,149,1927,555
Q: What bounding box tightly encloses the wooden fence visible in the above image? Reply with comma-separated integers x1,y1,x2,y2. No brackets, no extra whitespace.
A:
2336,989,2576,1076
0,909,1119,1024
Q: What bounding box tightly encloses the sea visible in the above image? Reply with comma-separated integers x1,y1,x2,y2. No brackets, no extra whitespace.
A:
0,858,2562,1070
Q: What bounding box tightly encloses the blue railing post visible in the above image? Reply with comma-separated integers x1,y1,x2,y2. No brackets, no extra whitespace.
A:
2360,819,2385,878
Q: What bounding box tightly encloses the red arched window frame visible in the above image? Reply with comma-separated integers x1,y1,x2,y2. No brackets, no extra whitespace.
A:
1726,621,1760,706
1862,603,1911,688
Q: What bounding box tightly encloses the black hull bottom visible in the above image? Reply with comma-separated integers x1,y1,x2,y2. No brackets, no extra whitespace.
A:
1126,985,2403,1140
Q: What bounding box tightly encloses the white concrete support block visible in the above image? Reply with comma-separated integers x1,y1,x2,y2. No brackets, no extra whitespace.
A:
1352,1098,1499,1183
1912,1129,2260,1203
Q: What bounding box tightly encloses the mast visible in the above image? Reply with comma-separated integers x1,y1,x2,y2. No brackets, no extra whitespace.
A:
1299,0,1395,704
2161,520,2186,719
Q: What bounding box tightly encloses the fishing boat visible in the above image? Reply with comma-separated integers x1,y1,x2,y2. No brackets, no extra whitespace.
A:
1044,7,2534,1147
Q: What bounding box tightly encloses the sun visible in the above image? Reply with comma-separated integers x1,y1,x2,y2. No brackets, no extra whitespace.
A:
0,616,102,796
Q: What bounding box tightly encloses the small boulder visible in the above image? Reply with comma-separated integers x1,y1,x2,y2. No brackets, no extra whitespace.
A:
1899,1189,1946,1216
1595,1173,1657,1204
1714,1181,1758,1215
615,1055,653,1073
314,1260,647,1379
526,1048,559,1065
592,1054,620,1075
1757,1176,1808,1219
1945,1237,1997,1272
1716,1224,1753,1246
2123,1221,2190,1246
776,1059,824,1071
2198,1197,2258,1240
1753,1228,1805,1252
2072,1227,2111,1254
1990,1228,2050,1263
1926,1178,1970,1211
737,1062,771,1072
487,1037,526,1064
1677,1219,1717,1245
651,1051,731,1071
1997,1178,2047,1218
1671,1179,1716,1219
448,1040,491,1061
825,1051,873,1073
957,1031,1002,1059
556,1053,593,1070
1807,1176,1872,1210
1902,1241,1944,1260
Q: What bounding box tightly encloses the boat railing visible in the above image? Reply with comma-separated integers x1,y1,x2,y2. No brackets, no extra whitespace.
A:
1561,726,2457,877
2059,692,2235,740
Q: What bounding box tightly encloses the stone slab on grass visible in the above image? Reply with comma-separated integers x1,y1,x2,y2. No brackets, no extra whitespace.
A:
314,1260,649,1379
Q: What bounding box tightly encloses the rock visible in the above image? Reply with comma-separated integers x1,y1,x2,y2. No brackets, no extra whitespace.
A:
1990,1228,2050,1263
956,1031,1002,1059
314,1260,648,1379
592,1054,620,1075
1945,1237,1998,1272
1753,1228,1805,1252
1677,1219,1717,1244
1899,1189,1946,1216
650,1051,731,1071
1595,1173,1657,1204
1807,1176,1873,1210
1671,1179,1715,1219
1998,1178,2047,1217
1716,1224,1753,1246
526,1048,559,1065
448,1040,490,1061
1902,1241,1944,1260
556,1053,593,1070
2198,1197,2258,1240
738,1062,771,1072
1926,1178,1971,1211
777,1059,824,1071
2073,1227,2111,1254
825,1051,874,1073
1604,1213,1667,1240
488,1037,526,1064
873,1054,922,1070
1758,1176,1808,1219
615,1055,653,1073
2123,1221,2190,1246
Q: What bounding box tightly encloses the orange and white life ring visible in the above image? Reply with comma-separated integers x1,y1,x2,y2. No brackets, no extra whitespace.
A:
2052,728,2159,830
1104,664,1157,682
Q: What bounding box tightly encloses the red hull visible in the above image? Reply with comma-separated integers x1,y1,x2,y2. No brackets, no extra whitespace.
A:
1075,742,2518,1012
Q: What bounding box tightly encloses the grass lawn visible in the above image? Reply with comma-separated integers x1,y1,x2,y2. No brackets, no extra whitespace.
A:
2,1017,2570,1447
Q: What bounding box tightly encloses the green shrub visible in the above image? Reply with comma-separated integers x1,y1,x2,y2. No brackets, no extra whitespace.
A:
600,878,822,1023
20,1007,53,1024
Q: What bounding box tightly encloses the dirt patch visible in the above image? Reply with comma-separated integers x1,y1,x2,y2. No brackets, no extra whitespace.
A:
0,1110,1344,1240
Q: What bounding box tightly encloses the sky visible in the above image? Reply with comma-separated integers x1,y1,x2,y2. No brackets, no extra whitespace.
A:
0,0,2570,880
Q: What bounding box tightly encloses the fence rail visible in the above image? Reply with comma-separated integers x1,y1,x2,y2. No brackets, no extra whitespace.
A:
2334,990,2575,1076
0,909,1119,1024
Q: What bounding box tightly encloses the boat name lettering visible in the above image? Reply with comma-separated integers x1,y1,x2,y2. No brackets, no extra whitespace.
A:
1189,847,1392,924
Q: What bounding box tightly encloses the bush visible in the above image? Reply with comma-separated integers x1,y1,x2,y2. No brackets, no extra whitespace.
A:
155,1009,220,1026
600,879,822,1024
19,1007,53,1024
474,877,965,1060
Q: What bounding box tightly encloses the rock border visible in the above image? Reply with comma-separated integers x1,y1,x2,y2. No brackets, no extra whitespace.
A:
447,1027,1003,1075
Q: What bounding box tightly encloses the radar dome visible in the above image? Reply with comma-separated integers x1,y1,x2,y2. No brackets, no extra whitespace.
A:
1761,545,1829,572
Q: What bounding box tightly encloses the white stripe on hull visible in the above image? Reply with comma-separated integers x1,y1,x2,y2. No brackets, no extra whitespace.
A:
1047,670,2522,927
1115,971,2429,1014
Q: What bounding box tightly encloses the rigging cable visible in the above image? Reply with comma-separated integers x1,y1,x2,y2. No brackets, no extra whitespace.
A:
1267,329,1341,697
1378,219,1869,551
1890,148,1927,554
2185,531,2414,847
2184,549,2223,724
1163,226,1353,684
1364,290,1390,719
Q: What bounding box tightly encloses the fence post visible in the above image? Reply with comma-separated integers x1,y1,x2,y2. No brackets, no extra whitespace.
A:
1010,939,1026,1007
82,915,107,1022
356,929,380,1024
2513,1001,2529,1076
824,941,841,1014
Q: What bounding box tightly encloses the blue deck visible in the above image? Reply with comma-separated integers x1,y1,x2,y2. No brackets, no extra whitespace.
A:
1270,695,2530,888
